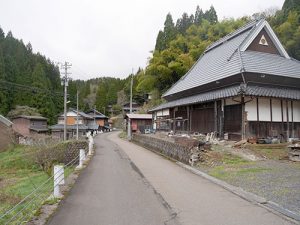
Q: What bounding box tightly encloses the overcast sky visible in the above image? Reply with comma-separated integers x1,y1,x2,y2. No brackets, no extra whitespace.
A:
0,0,284,80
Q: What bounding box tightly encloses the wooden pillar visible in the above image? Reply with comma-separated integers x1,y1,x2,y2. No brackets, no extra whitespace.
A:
190,106,193,132
281,100,284,137
220,99,225,138
187,105,190,133
256,98,260,138
173,108,176,133
286,100,290,141
214,101,218,134
291,101,294,138
241,96,246,140
270,99,273,136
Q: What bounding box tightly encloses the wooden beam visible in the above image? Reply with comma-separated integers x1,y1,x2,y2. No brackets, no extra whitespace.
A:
281,100,284,136
241,96,246,140
214,101,218,134
190,106,193,132
270,99,273,136
256,98,260,138
286,100,289,141
187,105,190,133
291,101,294,138
220,99,225,138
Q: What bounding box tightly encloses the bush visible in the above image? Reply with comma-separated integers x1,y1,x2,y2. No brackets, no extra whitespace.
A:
32,140,88,175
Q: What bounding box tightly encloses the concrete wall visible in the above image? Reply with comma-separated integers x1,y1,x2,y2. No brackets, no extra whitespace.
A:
132,134,190,164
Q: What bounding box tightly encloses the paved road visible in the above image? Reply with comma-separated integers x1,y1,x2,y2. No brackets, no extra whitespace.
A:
48,132,297,225
47,133,178,225
108,132,297,225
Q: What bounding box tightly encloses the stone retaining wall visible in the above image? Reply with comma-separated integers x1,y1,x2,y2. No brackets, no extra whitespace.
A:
64,140,89,165
132,134,190,164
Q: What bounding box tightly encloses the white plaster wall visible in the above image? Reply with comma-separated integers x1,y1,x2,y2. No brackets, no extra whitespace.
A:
156,110,162,116
281,101,293,122
163,109,170,116
293,101,300,122
282,101,287,122
272,99,282,122
245,99,257,121
259,98,271,121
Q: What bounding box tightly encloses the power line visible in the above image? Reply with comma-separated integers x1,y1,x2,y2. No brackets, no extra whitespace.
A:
0,79,64,97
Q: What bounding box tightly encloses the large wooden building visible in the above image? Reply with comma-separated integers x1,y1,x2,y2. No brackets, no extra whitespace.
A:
150,19,300,141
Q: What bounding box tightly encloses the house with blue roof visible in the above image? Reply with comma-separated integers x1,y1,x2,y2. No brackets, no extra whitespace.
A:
150,19,300,141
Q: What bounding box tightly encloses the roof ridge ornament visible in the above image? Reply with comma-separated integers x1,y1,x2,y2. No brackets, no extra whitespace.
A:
259,35,268,46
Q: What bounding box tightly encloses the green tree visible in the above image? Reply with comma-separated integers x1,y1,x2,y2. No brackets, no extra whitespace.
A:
204,6,218,24
195,6,204,25
155,13,177,51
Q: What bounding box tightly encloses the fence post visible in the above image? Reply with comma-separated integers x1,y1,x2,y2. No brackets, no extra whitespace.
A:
54,165,64,198
88,141,93,156
76,149,86,169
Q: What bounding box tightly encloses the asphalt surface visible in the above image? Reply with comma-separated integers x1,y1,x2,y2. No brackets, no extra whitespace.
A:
109,132,297,225
47,133,178,225
48,132,297,225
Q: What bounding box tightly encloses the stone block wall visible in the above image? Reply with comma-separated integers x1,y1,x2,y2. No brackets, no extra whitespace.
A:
174,137,199,148
132,134,190,164
64,140,89,165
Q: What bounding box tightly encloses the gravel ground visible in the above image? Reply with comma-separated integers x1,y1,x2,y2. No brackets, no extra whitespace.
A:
201,160,300,214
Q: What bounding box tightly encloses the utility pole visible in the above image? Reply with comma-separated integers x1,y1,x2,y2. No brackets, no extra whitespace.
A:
127,68,134,140
76,90,79,140
61,61,72,141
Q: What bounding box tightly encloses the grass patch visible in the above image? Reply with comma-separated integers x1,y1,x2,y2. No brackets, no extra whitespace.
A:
209,165,270,180
247,145,289,160
0,145,76,224
201,151,269,181
222,153,249,165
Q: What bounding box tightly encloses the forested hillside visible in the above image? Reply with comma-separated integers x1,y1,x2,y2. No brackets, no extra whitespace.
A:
0,0,299,122
0,30,62,124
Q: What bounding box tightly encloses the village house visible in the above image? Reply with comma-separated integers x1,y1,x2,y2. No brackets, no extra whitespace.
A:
150,19,300,141
0,115,14,151
125,113,153,133
122,102,141,115
86,109,110,131
50,109,99,139
12,115,48,137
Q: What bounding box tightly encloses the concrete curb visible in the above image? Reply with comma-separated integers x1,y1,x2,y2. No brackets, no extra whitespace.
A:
176,162,300,223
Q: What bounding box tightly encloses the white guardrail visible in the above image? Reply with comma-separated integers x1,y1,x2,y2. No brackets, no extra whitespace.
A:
0,136,94,225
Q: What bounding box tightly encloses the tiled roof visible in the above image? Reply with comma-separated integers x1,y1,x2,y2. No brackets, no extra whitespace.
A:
246,85,300,99
163,19,300,98
14,115,47,120
126,114,152,119
86,109,108,119
50,124,88,130
151,86,240,111
205,20,259,52
241,51,300,79
29,127,49,132
163,29,250,97
150,85,300,112
0,115,13,127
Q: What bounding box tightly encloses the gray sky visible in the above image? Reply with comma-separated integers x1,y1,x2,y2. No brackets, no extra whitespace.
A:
0,0,284,80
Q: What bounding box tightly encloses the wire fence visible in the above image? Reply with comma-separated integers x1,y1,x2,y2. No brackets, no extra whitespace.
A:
0,153,82,225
